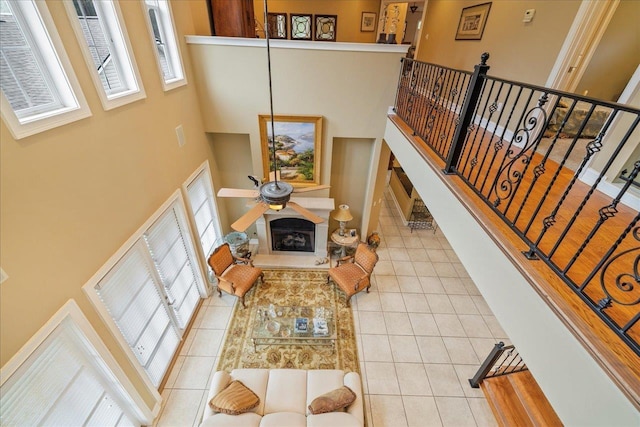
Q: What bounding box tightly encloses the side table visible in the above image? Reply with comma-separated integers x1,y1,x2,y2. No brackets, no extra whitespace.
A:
330,229,359,259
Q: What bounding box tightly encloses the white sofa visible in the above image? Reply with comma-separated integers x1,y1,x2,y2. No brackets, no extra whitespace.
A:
200,369,364,427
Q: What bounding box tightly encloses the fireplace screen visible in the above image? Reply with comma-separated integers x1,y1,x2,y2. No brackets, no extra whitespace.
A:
270,218,315,252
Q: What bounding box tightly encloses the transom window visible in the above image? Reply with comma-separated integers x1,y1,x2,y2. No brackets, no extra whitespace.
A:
142,0,186,91
64,0,145,110
0,0,91,139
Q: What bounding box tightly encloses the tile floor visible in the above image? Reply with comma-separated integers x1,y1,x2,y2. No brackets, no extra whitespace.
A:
153,188,506,426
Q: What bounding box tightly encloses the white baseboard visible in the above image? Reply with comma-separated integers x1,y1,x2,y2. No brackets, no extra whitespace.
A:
579,168,640,211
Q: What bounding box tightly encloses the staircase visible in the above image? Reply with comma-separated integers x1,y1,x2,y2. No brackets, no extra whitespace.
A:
480,370,563,427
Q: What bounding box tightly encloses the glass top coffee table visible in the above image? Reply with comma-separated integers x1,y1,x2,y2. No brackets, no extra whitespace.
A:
251,305,336,352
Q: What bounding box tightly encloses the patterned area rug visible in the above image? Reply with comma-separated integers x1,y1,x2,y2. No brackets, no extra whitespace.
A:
215,269,359,373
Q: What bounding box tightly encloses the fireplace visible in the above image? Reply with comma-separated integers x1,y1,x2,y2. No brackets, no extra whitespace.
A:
270,218,315,252
255,197,334,258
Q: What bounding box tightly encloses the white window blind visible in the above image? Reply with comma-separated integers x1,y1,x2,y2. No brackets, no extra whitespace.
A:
144,202,204,329
186,169,221,262
0,318,137,426
95,243,180,387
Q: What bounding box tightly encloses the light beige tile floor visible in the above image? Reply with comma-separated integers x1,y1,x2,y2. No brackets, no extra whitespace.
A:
153,188,504,427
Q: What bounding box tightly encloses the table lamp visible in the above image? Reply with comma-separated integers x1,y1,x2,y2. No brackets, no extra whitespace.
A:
333,204,353,236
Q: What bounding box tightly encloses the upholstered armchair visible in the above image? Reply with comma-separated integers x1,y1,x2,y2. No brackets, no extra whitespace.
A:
327,243,379,306
207,243,263,308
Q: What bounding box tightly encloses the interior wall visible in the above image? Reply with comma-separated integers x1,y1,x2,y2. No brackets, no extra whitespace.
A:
574,0,640,101
208,133,255,236
253,0,382,43
186,39,405,234
415,0,581,84
189,0,212,35
367,140,392,235
330,138,375,234
0,0,212,409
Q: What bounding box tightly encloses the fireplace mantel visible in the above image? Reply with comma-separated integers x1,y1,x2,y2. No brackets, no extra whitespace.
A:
255,197,334,258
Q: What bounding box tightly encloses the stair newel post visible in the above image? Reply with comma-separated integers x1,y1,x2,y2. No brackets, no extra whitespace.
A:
469,341,504,388
444,52,490,175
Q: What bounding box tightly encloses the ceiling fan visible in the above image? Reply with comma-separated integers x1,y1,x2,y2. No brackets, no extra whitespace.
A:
217,0,329,233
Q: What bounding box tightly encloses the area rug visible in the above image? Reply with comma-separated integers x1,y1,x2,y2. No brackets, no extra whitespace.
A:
215,269,359,373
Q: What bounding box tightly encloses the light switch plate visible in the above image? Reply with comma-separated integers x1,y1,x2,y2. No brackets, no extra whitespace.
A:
176,125,186,147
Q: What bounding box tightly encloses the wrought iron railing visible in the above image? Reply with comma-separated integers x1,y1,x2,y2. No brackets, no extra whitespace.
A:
395,54,640,356
469,342,528,388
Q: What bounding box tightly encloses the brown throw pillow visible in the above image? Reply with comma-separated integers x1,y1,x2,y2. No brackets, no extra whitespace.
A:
308,385,356,415
209,380,260,415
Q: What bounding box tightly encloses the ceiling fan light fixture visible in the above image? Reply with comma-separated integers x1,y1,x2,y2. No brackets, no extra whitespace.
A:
260,180,293,211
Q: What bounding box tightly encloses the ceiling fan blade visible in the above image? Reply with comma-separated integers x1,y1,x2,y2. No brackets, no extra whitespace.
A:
231,203,270,232
293,185,331,193
287,201,324,224
217,188,259,198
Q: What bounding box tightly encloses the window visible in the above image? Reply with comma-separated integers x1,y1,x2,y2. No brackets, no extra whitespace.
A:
0,300,153,425
84,191,206,389
142,0,186,90
64,0,145,110
0,0,91,139
183,161,222,285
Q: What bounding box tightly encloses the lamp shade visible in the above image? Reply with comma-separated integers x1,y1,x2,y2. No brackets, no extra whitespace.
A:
333,204,353,222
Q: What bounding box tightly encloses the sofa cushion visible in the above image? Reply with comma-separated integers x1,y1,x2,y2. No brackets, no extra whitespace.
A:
308,386,356,415
307,412,362,427
209,380,260,415
200,412,262,427
259,412,307,427
306,369,346,414
264,369,308,415
230,369,269,415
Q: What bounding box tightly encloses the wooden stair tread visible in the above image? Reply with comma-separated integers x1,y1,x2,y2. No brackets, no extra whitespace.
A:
481,375,534,427
480,371,563,427
509,371,563,427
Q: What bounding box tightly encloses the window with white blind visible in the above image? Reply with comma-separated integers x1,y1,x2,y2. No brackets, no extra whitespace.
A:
0,0,91,139
84,191,206,390
0,300,151,426
95,242,181,387
142,0,186,91
63,0,145,110
143,201,205,329
184,162,222,271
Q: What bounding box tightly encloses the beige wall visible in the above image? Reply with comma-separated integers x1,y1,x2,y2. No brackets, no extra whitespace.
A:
575,0,640,101
190,0,212,35
330,138,376,234
186,40,405,236
416,0,581,84
254,0,382,43
0,0,212,409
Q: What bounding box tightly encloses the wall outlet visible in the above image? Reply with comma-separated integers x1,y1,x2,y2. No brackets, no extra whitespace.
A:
176,125,186,147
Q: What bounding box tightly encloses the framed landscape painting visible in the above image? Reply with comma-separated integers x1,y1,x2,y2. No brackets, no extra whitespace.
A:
259,115,323,186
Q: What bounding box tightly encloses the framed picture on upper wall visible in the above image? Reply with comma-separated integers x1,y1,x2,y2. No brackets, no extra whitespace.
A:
267,13,288,39
361,12,376,32
259,115,323,186
291,14,313,40
455,2,492,40
315,15,337,41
